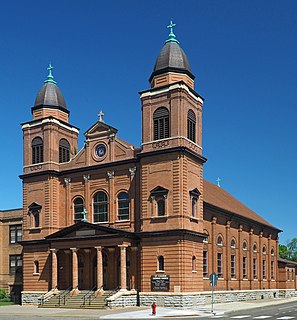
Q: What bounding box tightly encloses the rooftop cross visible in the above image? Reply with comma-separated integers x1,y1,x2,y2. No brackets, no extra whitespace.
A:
98,110,105,122
216,177,221,188
166,19,179,44
44,63,57,84
81,208,88,222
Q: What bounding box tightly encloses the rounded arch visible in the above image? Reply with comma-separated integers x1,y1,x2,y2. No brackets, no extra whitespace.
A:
271,247,275,256
217,235,223,245
32,136,44,164
253,243,258,252
153,107,170,140
158,255,164,271
93,190,108,223
73,196,85,221
242,241,248,250
262,245,267,254
230,238,236,248
117,191,129,220
187,109,196,142
59,138,70,163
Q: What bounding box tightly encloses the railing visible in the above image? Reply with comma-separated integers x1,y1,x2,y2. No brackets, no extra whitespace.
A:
82,286,97,306
58,287,71,306
38,289,55,306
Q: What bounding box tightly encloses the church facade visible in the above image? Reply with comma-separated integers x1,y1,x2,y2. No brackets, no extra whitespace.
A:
12,23,295,305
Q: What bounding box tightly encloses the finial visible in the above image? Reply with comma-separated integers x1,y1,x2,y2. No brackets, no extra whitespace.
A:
98,110,104,122
81,208,88,222
44,63,57,84
165,19,179,44
216,177,221,188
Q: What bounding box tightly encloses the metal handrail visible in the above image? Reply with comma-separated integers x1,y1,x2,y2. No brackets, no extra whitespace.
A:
82,286,97,306
58,287,71,306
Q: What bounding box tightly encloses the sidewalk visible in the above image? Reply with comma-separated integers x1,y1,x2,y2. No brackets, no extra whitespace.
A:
0,297,297,319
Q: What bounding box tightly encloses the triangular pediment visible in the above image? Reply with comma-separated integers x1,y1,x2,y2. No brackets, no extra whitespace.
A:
28,202,42,210
45,221,135,240
84,121,118,140
150,185,169,196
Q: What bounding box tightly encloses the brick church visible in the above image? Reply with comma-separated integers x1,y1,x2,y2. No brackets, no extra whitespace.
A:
2,22,296,306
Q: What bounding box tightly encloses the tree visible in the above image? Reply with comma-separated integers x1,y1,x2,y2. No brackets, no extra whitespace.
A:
279,238,297,262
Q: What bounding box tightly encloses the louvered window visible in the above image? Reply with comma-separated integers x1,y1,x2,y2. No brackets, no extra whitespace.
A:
187,109,196,142
32,137,43,164
153,107,170,140
93,191,108,222
59,139,70,163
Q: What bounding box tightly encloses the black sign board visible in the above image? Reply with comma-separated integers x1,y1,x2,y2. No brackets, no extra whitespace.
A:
151,275,170,291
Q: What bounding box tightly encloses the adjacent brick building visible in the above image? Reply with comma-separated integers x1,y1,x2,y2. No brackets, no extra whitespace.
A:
0,23,296,305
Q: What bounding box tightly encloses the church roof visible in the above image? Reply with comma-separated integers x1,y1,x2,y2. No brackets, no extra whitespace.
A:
149,21,194,83
203,180,280,231
33,64,67,111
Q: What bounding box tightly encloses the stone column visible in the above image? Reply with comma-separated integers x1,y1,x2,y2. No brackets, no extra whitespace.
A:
238,225,243,290
225,221,231,290
50,249,58,289
95,246,103,289
249,228,254,289
70,248,79,289
211,217,217,273
119,245,128,290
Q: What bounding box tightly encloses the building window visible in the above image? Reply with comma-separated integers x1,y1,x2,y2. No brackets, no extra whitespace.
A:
73,197,84,221
10,255,22,275
242,242,247,250
93,191,108,222
262,259,266,279
118,192,129,220
203,251,208,277
28,202,42,228
158,256,164,271
231,255,236,278
34,260,39,274
217,236,223,246
217,252,223,277
187,109,196,142
9,225,22,244
271,248,275,256
32,137,43,164
262,246,266,255
253,258,257,279
271,260,275,279
153,107,169,140
192,256,196,271
59,139,70,163
150,186,169,217
253,244,257,252
157,198,165,216
243,256,247,279
189,188,200,217
231,239,236,248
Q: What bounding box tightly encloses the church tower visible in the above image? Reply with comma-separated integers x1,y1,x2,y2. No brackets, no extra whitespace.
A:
21,65,79,240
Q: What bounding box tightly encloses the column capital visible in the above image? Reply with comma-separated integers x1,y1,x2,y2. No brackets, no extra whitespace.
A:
226,220,231,228
83,174,90,182
64,177,71,186
95,246,103,251
50,248,58,253
129,167,137,176
70,247,78,252
107,171,115,179
238,224,243,232
249,228,254,235
211,216,217,224
118,244,129,250
259,231,263,238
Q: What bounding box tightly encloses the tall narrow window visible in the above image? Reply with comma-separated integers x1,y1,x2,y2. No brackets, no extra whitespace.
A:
192,256,196,271
32,137,43,164
157,198,165,216
231,255,236,278
34,260,39,274
217,236,223,246
253,258,257,279
118,192,129,220
187,109,196,142
271,260,275,279
73,197,84,221
9,225,22,244
59,139,70,163
231,239,236,248
10,255,22,275
93,191,108,222
203,251,208,277
217,253,223,277
153,107,169,140
262,259,266,279
189,188,200,218
243,256,247,279
158,256,164,271
28,202,42,228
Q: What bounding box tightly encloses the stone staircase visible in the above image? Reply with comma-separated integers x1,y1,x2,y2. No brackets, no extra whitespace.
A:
39,289,115,309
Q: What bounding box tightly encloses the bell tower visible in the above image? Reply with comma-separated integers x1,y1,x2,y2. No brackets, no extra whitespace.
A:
21,65,79,239
139,22,206,233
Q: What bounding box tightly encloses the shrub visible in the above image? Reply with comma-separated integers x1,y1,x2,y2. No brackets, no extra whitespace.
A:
0,288,7,300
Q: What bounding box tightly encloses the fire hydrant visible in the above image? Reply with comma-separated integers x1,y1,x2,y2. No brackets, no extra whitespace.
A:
151,302,157,315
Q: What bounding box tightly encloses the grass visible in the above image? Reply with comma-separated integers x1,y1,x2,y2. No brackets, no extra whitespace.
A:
0,301,14,306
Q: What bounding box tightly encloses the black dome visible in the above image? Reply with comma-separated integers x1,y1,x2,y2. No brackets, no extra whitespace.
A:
34,82,67,109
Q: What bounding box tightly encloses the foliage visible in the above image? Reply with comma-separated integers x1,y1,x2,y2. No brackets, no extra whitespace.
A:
0,288,8,300
279,238,297,262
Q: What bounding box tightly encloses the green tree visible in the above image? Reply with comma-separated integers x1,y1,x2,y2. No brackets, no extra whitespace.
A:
279,238,297,262
279,244,291,260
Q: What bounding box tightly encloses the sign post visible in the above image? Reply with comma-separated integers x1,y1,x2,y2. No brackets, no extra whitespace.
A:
209,272,218,313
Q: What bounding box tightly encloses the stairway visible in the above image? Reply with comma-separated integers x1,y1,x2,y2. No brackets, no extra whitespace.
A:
39,290,115,309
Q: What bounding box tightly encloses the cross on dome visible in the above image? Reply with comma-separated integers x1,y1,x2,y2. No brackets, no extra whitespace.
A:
44,63,56,84
166,19,179,44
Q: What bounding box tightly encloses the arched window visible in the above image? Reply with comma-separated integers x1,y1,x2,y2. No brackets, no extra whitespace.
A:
231,239,236,248
118,192,129,220
262,246,266,255
158,256,164,271
32,137,43,164
157,198,165,216
93,191,108,222
242,241,247,250
217,235,223,246
73,197,84,221
192,256,196,271
59,139,70,163
187,109,196,142
253,244,257,252
153,107,169,140
34,260,39,274
271,248,275,256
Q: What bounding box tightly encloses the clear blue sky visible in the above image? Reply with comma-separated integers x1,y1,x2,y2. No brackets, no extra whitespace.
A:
1,0,296,244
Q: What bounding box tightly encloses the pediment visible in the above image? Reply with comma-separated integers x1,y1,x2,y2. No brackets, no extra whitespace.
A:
84,121,118,140
150,186,169,196
45,221,135,240
28,202,42,211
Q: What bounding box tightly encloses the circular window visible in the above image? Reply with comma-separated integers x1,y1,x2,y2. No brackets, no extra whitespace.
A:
94,144,107,158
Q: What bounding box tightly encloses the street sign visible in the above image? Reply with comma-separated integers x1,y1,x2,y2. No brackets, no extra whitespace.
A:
209,272,218,287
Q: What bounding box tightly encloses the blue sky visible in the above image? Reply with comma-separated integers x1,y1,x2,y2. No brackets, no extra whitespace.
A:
1,0,296,244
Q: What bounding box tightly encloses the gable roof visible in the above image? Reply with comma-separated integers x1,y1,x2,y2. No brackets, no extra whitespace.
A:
203,180,280,231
